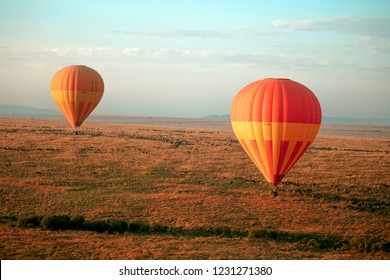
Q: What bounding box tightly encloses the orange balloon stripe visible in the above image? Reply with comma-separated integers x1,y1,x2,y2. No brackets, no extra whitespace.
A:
50,66,104,92
69,101,76,119
77,101,85,122
74,101,84,126
231,79,321,124
276,140,289,175
80,102,98,124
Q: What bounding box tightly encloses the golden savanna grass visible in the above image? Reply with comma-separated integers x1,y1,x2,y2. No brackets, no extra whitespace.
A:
0,118,389,259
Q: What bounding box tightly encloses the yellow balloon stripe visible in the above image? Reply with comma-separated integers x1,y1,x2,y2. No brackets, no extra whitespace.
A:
251,122,271,176
51,91,103,103
232,122,321,142
55,100,74,127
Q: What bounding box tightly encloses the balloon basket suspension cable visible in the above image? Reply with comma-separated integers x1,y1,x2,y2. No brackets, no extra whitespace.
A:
270,184,278,197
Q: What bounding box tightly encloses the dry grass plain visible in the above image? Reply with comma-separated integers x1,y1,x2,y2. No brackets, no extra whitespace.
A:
0,118,389,259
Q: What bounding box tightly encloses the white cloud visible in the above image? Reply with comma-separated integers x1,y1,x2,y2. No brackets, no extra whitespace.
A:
44,47,70,57
1,43,389,78
43,47,113,57
122,47,140,56
318,59,332,66
359,36,390,53
272,16,390,38
96,47,111,52
272,16,352,30
151,48,169,57
104,29,231,39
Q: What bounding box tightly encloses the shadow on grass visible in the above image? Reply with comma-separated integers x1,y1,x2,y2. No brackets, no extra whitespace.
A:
280,181,389,215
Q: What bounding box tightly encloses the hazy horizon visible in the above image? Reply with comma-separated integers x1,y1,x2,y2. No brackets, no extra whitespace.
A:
2,104,390,128
1,1,389,119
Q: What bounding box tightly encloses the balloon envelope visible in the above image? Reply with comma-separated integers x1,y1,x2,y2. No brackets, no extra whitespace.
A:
50,65,104,128
230,78,322,186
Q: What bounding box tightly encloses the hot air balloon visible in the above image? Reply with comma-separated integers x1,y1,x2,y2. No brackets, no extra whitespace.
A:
50,65,104,129
230,78,322,190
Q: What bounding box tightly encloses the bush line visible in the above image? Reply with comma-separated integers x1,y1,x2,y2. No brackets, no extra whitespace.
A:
1,215,389,254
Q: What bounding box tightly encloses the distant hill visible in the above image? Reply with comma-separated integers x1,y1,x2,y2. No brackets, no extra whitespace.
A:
201,114,230,120
0,104,58,115
201,114,390,126
322,116,390,126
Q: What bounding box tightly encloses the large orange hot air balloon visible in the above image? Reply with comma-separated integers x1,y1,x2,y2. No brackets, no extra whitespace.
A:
50,65,104,129
231,78,322,187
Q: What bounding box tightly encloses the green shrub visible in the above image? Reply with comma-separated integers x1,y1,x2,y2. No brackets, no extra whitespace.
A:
347,237,385,253
152,224,168,233
382,242,390,252
109,220,128,233
247,229,264,239
128,221,141,232
214,226,233,237
319,238,331,250
40,215,70,231
69,215,85,229
82,220,128,233
128,220,151,233
370,241,384,253
17,216,43,228
266,230,279,239
0,215,17,225
119,221,129,233
83,220,109,233
307,238,321,248
247,228,279,239
168,226,185,236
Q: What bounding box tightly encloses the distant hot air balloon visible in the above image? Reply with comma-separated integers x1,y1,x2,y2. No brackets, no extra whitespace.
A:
230,78,322,189
50,65,104,129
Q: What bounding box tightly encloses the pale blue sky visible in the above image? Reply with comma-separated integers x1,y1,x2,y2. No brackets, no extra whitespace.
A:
1,0,389,118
